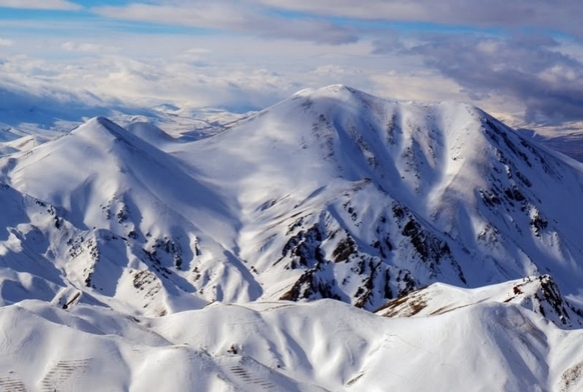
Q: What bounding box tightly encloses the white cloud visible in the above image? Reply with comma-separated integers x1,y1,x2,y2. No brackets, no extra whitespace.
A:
0,38,13,47
91,3,359,44
62,42,120,53
0,0,81,10
0,38,503,116
184,48,212,55
253,0,583,38
88,1,583,40
0,34,375,113
254,0,423,21
0,30,512,114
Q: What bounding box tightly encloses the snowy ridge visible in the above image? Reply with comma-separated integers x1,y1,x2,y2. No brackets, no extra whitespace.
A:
518,128,583,163
376,275,583,329
2,298,583,391
124,121,176,147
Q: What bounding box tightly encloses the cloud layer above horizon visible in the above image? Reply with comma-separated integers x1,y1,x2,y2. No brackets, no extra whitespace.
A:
1,0,583,129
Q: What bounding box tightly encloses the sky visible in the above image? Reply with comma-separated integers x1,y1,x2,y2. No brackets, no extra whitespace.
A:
1,0,583,130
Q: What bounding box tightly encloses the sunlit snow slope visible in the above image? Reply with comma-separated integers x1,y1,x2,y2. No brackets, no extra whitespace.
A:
2,298,583,391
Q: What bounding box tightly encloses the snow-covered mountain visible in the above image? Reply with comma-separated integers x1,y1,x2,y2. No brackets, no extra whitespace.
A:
171,85,583,311
1,85,583,390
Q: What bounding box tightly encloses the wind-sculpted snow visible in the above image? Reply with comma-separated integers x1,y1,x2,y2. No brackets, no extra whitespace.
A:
0,85,583,390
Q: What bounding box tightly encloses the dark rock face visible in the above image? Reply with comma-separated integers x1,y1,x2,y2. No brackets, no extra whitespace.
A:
276,197,469,310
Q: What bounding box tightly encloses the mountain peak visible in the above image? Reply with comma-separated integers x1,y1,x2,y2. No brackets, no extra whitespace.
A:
292,84,375,104
73,116,139,146
94,115,115,126
81,115,121,131
3,88,583,315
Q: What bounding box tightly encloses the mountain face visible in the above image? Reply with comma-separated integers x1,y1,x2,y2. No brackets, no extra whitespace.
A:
2,85,583,390
0,116,260,316
173,84,583,311
1,85,583,317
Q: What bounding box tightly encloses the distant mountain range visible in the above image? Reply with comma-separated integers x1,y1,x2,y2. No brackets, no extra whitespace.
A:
518,128,583,163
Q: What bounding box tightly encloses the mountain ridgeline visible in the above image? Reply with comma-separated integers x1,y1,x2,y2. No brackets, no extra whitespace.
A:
0,85,583,318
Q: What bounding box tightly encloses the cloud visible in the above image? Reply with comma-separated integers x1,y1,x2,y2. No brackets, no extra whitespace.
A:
0,36,398,119
0,30,553,129
374,33,583,123
0,53,289,113
62,42,120,53
91,2,359,45
0,38,13,47
0,0,81,11
253,0,583,38
4,1,583,128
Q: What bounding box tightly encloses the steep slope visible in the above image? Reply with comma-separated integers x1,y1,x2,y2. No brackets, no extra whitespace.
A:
0,183,67,306
2,85,583,390
170,85,583,310
124,121,176,147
